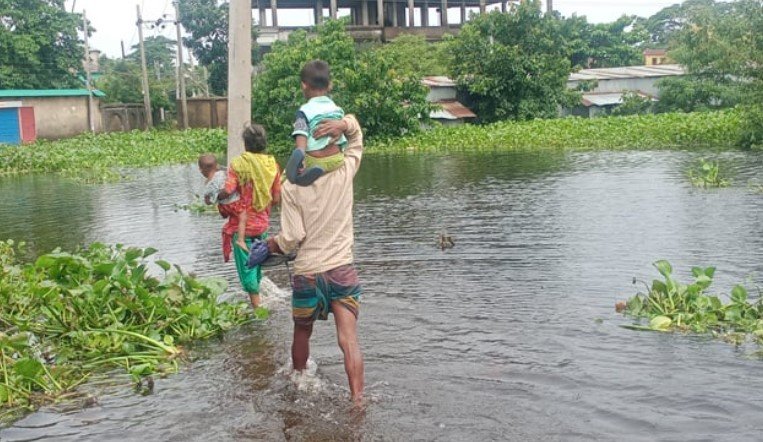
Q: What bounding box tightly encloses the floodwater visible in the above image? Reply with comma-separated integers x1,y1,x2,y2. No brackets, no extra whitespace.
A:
1,150,763,441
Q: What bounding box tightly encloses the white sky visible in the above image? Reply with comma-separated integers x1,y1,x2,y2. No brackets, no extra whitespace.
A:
66,0,683,58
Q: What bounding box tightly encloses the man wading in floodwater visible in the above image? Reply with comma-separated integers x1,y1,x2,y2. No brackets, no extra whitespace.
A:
266,113,365,404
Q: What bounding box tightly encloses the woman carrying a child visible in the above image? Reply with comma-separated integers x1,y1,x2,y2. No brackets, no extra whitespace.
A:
218,124,281,308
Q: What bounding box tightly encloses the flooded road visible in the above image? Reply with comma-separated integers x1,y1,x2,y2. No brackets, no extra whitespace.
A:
1,150,763,441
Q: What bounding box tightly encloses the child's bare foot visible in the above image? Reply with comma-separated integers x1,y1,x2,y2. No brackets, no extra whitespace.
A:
249,294,261,308
236,239,249,252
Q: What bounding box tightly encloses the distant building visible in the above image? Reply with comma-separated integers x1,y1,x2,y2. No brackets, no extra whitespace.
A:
565,64,685,117
0,89,105,140
254,0,509,47
422,76,476,125
643,48,670,66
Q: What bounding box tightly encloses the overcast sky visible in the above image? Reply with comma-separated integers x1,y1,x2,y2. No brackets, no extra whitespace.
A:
65,0,683,58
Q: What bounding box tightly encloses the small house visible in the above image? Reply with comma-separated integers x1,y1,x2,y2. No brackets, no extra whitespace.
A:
565,64,685,117
0,89,105,140
422,76,476,125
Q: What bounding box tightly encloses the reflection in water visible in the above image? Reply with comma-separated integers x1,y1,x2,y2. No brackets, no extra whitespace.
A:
1,151,763,441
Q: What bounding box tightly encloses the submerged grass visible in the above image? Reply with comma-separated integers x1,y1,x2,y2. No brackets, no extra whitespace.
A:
370,110,745,153
0,240,258,417
619,260,763,347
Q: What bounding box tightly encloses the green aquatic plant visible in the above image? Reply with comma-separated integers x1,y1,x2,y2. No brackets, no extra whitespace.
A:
370,109,744,153
620,260,763,344
174,195,220,215
689,158,730,188
0,129,228,183
0,240,255,413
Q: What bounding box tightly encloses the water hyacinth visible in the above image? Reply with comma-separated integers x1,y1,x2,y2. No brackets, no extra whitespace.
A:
370,110,744,154
619,260,763,346
0,240,256,415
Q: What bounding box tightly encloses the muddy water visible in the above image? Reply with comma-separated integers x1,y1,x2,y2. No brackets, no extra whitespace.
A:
1,150,763,441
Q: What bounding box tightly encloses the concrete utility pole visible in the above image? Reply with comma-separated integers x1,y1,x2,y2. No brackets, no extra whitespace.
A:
227,0,252,161
137,5,153,129
121,40,126,59
175,1,189,129
83,10,95,133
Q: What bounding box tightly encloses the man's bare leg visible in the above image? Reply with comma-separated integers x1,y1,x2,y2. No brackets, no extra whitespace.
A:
292,322,313,371
332,301,364,403
249,293,261,308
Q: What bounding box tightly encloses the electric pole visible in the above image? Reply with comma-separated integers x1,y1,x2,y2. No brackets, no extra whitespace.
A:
137,5,154,129
121,40,126,59
227,0,252,161
83,10,95,133
175,1,189,130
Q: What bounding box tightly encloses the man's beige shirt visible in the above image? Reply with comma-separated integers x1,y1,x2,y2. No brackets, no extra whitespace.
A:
275,115,363,275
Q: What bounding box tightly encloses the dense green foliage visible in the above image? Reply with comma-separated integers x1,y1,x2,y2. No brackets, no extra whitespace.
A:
610,92,654,116
0,0,83,88
621,260,763,346
447,2,577,122
373,110,743,153
0,129,226,181
178,0,258,95
252,19,431,141
0,240,256,412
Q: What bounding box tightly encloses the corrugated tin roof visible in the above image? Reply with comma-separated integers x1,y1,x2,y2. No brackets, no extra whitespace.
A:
430,100,477,120
569,64,685,81
0,89,106,98
580,91,655,107
422,76,456,87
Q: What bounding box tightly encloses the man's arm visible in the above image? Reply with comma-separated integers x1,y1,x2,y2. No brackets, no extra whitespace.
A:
313,115,363,174
271,186,305,254
341,115,363,173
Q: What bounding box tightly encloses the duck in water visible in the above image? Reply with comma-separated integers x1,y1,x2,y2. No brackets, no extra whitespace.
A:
438,232,455,250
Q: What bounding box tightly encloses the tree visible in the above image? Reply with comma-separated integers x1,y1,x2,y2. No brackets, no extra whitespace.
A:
639,0,725,46
610,91,654,116
129,36,177,80
367,35,449,77
447,1,578,122
658,0,762,147
178,0,258,95
559,14,647,69
0,0,83,88
252,20,431,142
94,58,173,113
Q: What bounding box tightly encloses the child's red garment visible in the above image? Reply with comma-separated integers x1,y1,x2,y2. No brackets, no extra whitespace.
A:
217,199,244,262
219,166,281,262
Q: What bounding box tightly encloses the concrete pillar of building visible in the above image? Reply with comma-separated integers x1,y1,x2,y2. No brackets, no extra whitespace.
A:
271,0,279,26
421,2,428,26
479,0,486,14
362,0,369,25
315,0,323,24
408,0,415,27
460,0,466,23
259,5,267,26
330,0,337,18
392,1,398,26
377,0,384,26
440,0,447,26
501,0,506,12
